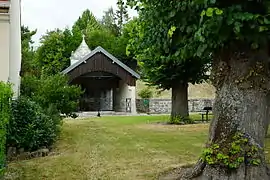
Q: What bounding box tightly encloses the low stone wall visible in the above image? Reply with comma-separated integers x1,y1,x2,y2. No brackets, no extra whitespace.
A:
136,98,214,114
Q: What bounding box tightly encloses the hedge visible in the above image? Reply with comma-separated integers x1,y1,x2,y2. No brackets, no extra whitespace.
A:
0,82,12,177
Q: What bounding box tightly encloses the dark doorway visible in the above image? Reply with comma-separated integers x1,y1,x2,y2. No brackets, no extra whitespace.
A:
72,72,120,111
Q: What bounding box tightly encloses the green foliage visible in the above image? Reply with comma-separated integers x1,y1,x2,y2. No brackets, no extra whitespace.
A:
85,29,116,51
85,25,136,69
196,1,270,53
35,29,72,75
36,9,102,76
116,0,130,31
101,7,120,36
169,116,194,125
126,0,270,88
202,132,262,169
7,97,62,151
73,9,102,35
0,82,12,176
138,88,153,99
21,74,83,117
127,1,210,91
20,75,39,97
21,26,37,76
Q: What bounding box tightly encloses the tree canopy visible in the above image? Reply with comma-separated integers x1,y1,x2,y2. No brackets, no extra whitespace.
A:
21,26,37,76
126,0,210,120
35,29,71,75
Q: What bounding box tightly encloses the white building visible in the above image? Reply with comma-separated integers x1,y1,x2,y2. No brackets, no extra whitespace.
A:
0,0,22,98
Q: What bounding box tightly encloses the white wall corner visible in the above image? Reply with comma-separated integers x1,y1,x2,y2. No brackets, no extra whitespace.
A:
128,85,137,114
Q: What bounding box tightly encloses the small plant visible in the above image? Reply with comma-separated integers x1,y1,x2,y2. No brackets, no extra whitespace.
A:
138,88,153,99
201,132,262,170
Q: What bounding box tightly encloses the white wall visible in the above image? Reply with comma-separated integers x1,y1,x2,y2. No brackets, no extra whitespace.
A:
115,80,137,114
128,85,136,114
9,0,22,98
0,14,10,82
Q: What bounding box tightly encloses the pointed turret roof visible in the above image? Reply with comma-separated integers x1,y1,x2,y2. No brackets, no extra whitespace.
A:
70,35,91,61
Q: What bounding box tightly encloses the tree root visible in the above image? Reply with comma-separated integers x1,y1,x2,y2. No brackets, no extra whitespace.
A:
177,162,270,180
178,158,205,180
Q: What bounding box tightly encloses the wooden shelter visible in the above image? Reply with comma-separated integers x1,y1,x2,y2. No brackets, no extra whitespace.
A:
62,37,140,113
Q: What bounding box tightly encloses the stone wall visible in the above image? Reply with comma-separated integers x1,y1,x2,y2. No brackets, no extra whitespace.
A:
136,98,214,114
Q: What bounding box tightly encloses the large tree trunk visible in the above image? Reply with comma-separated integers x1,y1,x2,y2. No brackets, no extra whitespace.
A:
171,83,189,123
179,47,270,179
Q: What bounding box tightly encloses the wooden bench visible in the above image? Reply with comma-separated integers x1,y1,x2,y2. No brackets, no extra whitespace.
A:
200,106,213,122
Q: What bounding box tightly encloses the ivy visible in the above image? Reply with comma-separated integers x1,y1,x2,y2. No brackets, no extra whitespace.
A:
0,82,12,177
202,132,262,169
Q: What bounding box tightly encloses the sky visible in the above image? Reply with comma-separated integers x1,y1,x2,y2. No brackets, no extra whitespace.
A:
21,0,137,47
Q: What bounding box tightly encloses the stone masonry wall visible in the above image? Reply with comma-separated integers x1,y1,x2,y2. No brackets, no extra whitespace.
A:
136,98,214,114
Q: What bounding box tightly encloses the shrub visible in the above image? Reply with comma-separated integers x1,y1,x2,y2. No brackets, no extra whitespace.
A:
7,97,63,151
169,116,195,125
138,88,153,99
21,74,83,117
0,82,12,176
20,74,39,97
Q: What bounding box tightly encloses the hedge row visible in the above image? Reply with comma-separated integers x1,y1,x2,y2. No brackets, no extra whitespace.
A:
0,82,12,177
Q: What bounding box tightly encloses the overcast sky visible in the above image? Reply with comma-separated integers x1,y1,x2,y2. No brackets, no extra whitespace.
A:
21,0,137,46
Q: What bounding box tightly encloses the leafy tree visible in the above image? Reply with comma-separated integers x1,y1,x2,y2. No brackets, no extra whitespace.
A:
127,2,209,121
72,9,101,35
21,74,83,116
115,0,130,32
128,0,270,179
35,29,69,75
101,7,119,36
85,28,115,51
21,26,37,76
35,28,81,75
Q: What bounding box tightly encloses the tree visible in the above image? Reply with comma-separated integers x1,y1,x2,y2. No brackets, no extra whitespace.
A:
35,29,69,75
35,27,84,75
21,26,37,76
72,9,101,35
115,0,130,32
101,7,119,36
127,1,209,122
128,0,270,179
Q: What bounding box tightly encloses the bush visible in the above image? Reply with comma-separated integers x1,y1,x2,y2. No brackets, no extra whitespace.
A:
0,82,12,176
169,116,195,125
7,97,63,151
20,74,39,97
138,88,153,99
21,74,83,117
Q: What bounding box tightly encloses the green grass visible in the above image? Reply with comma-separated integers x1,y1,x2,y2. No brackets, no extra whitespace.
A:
6,115,270,180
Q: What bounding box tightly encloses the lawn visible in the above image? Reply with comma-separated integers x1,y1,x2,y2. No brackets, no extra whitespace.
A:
6,115,270,180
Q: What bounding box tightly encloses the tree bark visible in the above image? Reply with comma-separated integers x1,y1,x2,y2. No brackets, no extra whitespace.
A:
264,93,270,137
179,47,270,179
171,83,189,122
